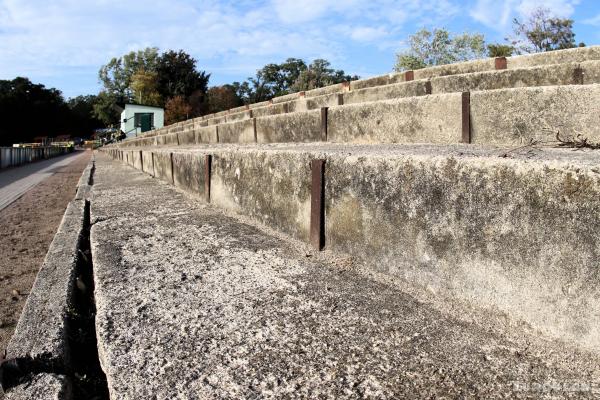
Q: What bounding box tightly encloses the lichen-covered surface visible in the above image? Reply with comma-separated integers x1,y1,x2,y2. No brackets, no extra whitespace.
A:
211,150,312,241
508,45,600,69
217,119,255,143
195,125,218,144
91,152,600,398
3,373,71,400
430,61,585,94
172,151,205,196
414,58,496,80
327,94,463,144
343,80,430,105
471,84,600,145
256,110,321,143
350,72,404,90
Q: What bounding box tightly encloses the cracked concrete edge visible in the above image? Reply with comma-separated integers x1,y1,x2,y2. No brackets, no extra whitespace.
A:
4,158,95,382
5,198,85,369
3,373,72,400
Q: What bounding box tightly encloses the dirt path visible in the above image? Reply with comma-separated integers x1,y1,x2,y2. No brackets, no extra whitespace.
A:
0,150,91,355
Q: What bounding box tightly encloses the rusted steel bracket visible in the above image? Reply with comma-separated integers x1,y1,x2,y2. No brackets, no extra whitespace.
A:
320,108,328,142
404,70,414,81
310,159,326,250
170,152,175,184
495,57,507,70
461,92,471,144
204,154,212,203
139,150,143,171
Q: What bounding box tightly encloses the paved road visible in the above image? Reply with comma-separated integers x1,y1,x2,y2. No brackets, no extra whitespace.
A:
0,151,87,212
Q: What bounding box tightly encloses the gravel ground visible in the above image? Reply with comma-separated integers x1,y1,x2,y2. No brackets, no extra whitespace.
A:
0,150,91,356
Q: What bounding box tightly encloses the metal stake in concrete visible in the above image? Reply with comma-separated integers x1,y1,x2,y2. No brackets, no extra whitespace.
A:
204,154,212,203
337,94,344,106
252,118,258,143
139,150,143,171
404,70,414,81
320,108,328,142
170,153,175,184
573,66,584,85
495,57,508,70
461,92,471,144
310,159,326,250
151,152,156,177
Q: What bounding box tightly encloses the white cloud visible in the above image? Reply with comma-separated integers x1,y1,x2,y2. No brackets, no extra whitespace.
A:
470,0,580,31
582,13,600,26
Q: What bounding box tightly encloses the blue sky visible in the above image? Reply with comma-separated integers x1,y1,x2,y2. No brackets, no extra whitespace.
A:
1,0,599,98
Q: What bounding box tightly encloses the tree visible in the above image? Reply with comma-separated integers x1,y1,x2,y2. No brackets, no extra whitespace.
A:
156,50,210,100
98,47,160,101
510,7,582,54
0,77,102,145
395,28,486,71
487,44,514,57
207,85,242,113
292,59,358,91
92,90,121,127
165,96,192,125
130,70,162,106
66,95,104,136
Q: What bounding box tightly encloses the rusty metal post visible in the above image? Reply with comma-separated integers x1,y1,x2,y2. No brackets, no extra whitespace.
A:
494,57,507,70
170,152,175,184
404,70,414,81
151,152,156,177
337,93,344,106
310,159,325,250
139,150,143,171
204,154,212,203
461,92,471,144
320,107,328,142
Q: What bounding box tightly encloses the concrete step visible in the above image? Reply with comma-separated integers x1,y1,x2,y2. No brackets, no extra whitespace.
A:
119,83,600,147
89,152,600,397
133,47,600,141
104,142,600,351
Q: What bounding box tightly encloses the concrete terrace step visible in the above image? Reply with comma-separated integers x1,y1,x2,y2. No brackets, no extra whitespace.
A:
118,83,600,147
131,46,600,136
103,142,600,351
90,152,600,398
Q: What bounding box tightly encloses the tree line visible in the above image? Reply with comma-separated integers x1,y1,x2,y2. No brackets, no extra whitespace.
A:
94,51,358,126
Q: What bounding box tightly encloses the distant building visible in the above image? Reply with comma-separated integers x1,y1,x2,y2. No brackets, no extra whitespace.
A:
120,104,164,138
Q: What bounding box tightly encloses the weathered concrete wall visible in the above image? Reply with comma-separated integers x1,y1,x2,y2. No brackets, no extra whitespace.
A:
322,147,600,349
470,84,600,145
327,93,463,143
152,151,173,183
177,130,196,145
196,125,218,144
132,150,143,170
172,151,206,197
305,93,342,110
350,73,404,90
4,373,72,400
430,62,585,94
211,150,312,241
226,110,252,122
413,58,496,80
508,45,600,69
343,80,431,105
218,119,256,143
142,151,154,175
250,102,289,118
256,110,321,143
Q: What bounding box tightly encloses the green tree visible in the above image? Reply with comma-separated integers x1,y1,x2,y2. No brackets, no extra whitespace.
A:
510,7,582,53
66,95,104,136
292,59,358,91
156,50,210,100
487,43,514,57
98,47,160,101
92,90,121,127
395,28,486,71
130,70,162,106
